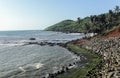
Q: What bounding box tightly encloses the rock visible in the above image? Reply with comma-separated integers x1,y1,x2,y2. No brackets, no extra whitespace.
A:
68,64,72,66
74,36,120,78
29,38,36,40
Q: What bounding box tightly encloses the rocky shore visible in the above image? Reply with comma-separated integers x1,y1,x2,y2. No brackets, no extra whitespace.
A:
24,40,82,78
24,38,101,78
25,37,120,78
72,37,120,78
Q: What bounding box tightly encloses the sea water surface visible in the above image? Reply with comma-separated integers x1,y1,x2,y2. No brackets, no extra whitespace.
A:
0,30,84,78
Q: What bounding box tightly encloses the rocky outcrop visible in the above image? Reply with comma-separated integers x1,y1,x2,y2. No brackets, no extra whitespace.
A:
76,37,120,78
29,38,36,40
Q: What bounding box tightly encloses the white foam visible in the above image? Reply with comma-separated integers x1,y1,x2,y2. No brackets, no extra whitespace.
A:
0,43,25,46
19,67,26,72
33,63,44,69
68,64,76,69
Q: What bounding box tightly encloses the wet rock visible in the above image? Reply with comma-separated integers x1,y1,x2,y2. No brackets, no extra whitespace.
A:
29,38,36,40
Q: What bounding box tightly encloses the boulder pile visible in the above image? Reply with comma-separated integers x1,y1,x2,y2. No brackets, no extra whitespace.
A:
78,37,120,78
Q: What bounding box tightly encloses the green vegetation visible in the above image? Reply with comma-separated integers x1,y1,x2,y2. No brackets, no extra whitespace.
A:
56,44,101,78
45,20,76,32
45,6,120,34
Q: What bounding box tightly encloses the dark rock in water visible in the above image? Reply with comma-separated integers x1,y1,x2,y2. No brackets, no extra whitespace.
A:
29,38,36,40
57,71,61,74
65,67,69,71
73,62,76,65
69,64,73,66
49,73,55,78
28,42,37,44
48,43,54,46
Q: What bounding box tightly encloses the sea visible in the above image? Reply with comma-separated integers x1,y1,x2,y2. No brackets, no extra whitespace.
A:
0,30,84,78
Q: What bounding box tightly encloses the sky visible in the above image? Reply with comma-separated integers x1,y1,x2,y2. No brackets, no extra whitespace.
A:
0,0,119,31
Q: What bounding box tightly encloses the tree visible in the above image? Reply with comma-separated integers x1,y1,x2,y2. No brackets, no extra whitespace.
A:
77,17,81,24
107,10,114,23
84,23,90,33
114,5,120,14
97,14,106,23
90,15,94,23
91,15,98,24
109,10,113,15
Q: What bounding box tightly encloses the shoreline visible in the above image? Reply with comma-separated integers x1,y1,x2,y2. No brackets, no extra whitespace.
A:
56,43,101,78
34,40,101,78
8,36,120,78
21,39,102,78
41,43,85,78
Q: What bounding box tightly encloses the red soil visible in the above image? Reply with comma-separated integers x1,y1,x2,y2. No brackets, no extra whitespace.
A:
71,38,88,45
104,26,120,38
72,26,120,45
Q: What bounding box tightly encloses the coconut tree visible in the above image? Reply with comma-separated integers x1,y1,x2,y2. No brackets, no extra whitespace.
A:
77,17,81,24
114,5,120,14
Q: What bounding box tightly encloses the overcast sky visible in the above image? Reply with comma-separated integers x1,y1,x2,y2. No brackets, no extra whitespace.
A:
0,0,119,30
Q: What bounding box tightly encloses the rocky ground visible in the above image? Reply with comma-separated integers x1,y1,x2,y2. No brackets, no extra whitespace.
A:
71,36,120,78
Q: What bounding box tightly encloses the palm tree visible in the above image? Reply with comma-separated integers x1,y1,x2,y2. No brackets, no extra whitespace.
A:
77,17,81,24
114,5,120,14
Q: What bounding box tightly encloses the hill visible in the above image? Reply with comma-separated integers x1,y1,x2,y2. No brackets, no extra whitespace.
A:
45,6,120,34
45,20,76,32
45,17,91,33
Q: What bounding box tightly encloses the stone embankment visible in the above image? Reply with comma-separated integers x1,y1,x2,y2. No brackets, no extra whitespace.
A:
72,37,120,78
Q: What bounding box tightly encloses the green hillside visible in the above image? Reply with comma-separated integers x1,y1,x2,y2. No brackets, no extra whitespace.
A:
45,20,75,32
45,6,120,34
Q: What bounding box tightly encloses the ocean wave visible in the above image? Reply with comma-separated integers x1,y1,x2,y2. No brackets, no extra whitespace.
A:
18,63,44,72
33,63,44,69
0,43,25,47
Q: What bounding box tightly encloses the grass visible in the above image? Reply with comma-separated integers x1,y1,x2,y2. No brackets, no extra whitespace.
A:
56,44,101,78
